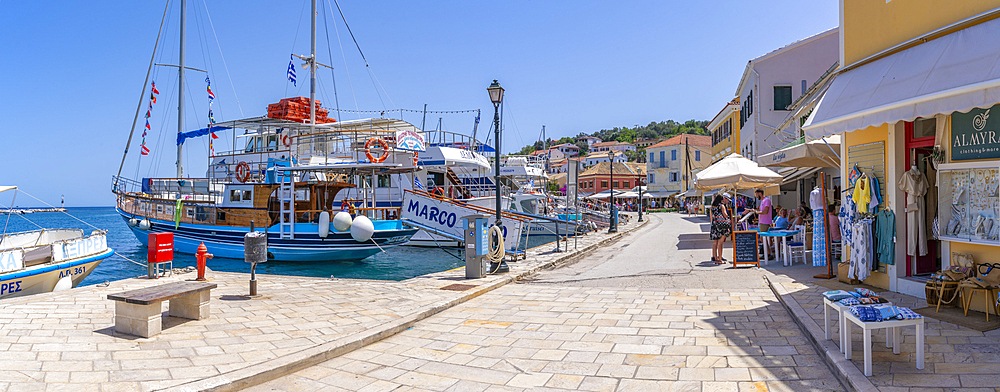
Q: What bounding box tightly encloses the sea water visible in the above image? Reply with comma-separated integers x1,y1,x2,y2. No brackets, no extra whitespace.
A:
0,207,557,286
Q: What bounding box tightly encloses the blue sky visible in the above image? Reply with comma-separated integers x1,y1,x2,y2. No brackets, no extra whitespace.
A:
0,1,837,206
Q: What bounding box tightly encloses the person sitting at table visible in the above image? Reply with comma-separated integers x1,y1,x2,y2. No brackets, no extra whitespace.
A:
828,203,841,242
774,208,790,230
791,207,806,227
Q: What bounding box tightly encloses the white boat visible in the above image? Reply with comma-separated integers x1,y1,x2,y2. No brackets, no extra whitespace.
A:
112,1,419,262
0,187,112,300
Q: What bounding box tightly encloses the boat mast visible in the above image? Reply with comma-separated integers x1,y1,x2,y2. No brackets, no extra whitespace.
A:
176,0,186,178
310,0,316,137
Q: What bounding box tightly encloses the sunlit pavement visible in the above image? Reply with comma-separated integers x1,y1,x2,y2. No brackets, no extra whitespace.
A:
247,213,845,392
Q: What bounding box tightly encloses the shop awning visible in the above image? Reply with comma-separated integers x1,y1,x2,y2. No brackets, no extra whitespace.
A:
758,135,841,168
803,15,1000,139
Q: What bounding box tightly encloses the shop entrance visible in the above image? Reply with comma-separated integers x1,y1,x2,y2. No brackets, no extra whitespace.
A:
905,119,939,276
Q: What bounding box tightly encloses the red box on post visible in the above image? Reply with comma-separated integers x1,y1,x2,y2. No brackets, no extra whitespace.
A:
148,232,174,264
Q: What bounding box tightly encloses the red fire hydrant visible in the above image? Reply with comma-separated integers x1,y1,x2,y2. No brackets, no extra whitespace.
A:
196,242,213,281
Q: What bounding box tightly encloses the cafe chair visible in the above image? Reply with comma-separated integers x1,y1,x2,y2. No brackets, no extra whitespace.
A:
786,225,807,266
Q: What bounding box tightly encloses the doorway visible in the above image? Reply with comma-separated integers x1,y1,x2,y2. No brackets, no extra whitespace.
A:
905,119,939,276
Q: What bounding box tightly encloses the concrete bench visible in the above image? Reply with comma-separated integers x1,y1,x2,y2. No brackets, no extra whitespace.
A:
108,281,217,338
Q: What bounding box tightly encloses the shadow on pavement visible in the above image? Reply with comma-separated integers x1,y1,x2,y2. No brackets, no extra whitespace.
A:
677,239,714,250
689,291,847,390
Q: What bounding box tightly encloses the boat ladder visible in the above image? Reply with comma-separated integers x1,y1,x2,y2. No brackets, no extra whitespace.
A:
279,175,295,239
446,168,472,199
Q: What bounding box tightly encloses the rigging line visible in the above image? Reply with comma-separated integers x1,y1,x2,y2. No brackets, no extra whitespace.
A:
116,0,170,190
16,190,101,231
331,0,391,110
201,0,243,117
286,0,309,98
320,0,342,123
192,3,222,120
326,0,360,118
2,189,17,236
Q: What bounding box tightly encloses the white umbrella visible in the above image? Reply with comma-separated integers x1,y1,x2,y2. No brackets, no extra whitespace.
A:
694,153,783,190
758,135,841,167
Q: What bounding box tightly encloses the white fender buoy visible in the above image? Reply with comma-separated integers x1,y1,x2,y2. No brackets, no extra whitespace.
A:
318,211,331,238
138,219,151,231
350,215,374,242
333,211,353,232
128,218,139,227
53,275,73,292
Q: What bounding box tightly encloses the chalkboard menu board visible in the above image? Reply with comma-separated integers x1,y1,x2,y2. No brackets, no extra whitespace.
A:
732,231,759,267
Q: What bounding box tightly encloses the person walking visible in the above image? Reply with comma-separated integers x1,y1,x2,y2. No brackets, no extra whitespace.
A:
710,193,732,264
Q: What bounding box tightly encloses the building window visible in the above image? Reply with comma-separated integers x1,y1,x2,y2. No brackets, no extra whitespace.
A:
601,181,608,188
613,181,619,188
671,150,677,161
773,85,792,110
624,181,630,188
648,173,654,184
659,151,665,168
695,150,701,161
649,152,654,163
669,172,679,182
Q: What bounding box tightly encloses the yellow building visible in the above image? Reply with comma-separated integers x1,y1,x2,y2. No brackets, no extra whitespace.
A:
709,98,740,163
802,1,1000,304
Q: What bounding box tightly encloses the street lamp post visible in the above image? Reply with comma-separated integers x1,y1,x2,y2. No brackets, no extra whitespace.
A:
638,176,644,222
487,80,509,273
608,151,618,233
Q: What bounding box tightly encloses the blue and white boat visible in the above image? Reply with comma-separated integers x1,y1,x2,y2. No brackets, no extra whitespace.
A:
0,186,113,299
113,117,422,262
111,0,418,262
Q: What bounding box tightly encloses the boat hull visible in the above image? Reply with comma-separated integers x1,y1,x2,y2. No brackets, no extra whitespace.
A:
0,249,111,300
118,209,416,262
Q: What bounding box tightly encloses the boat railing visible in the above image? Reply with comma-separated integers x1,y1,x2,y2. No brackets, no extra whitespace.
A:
423,130,491,155
112,176,221,201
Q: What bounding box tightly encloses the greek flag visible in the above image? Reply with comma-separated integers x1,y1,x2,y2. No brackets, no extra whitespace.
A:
287,55,297,86
414,176,424,191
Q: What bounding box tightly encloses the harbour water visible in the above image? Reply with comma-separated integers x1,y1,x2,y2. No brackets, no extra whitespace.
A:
1,207,559,285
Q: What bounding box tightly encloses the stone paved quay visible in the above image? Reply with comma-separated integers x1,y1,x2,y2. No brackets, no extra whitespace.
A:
247,284,843,392
0,215,643,392
247,212,846,392
766,264,1000,392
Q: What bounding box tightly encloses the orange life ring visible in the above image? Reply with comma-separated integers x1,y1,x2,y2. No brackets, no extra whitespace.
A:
235,162,251,183
412,151,419,166
364,137,390,163
282,134,291,147
432,187,444,197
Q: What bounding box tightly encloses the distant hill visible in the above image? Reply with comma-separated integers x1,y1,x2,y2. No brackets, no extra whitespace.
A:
516,119,710,158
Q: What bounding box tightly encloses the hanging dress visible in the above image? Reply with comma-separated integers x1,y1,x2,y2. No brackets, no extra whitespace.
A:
810,187,827,267
897,168,928,256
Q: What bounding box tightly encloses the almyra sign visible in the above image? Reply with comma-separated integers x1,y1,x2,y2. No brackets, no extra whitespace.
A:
952,105,1000,161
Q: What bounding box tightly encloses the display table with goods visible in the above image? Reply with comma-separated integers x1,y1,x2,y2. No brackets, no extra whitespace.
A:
843,307,924,376
821,288,892,355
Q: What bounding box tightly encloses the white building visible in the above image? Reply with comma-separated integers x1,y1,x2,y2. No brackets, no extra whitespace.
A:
591,141,636,154
529,148,566,161
577,136,602,148
582,151,627,167
551,143,580,157
548,158,585,174
736,28,839,161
